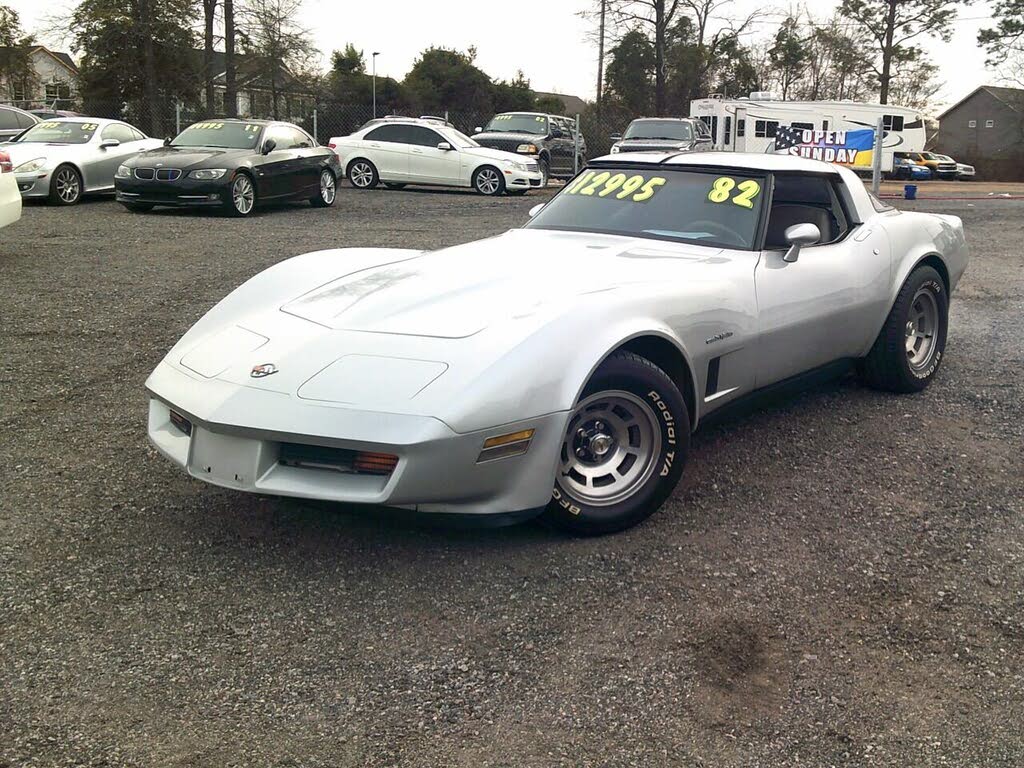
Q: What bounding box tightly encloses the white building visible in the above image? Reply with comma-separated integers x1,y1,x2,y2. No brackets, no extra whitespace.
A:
0,46,79,107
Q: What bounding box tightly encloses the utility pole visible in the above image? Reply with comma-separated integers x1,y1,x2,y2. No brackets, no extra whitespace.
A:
224,0,237,117
596,0,606,105
372,51,380,117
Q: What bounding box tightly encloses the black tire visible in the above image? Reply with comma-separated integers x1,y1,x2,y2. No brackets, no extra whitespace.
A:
507,189,529,196
347,158,379,190
224,172,257,217
121,202,154,213
49,164,82,206
538,157,550,187
383,182,406,190
310,169,337,207
860,265,949,393
472,165,505,196
541,352,690,535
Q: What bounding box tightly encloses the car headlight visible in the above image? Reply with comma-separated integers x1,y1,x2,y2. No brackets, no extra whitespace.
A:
517,144,538,154
14,157,46,173
115,165,132,178
188,169,228,180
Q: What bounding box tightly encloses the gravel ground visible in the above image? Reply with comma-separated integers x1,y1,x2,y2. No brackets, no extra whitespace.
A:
1,187,1022,767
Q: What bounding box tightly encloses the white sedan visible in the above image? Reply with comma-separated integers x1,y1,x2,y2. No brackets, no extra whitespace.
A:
4,118,163,205
0,150,21,228
329,116,544,196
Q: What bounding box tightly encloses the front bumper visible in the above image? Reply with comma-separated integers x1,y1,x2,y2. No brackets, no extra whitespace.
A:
146,361,565,515
115,175,233,207
503,168,545,189
15,170,53,198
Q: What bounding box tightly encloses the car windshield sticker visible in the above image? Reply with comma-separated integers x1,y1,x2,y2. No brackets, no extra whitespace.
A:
79,123,99,132
38,121,60,128
192,121,226,130
707,177,761,210
565,170,667,202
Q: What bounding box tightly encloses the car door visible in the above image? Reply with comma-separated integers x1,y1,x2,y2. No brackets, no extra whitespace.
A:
360,124,411,181
282,125,321,196
259,125,303,198
406,126,463,185
550,117,573,176
90,122,141,189
753,173,891,387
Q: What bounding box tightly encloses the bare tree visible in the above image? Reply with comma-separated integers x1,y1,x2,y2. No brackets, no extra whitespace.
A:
201,0,217,114
237,0,316,119
224,0,236,116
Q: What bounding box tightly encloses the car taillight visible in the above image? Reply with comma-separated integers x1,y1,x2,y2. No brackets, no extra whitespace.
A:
0,151,11,173
328,142,337,149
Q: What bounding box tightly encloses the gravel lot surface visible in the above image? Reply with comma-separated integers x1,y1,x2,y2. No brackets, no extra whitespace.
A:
2,187,1022,767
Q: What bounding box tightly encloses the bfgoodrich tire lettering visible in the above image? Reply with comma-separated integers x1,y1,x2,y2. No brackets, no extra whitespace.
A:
860,264,949,393
542,351,690,535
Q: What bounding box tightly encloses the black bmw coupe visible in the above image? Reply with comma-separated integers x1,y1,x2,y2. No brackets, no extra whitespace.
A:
114,119,341,216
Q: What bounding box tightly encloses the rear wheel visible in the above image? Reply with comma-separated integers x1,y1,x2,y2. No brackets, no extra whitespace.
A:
310,169,336,207
538,158,550,187
860,265,948,392
542,352,690,535
49,165,82,206
473,165,505,196
383,182,406,190
225,172,256,217
347,159,378,190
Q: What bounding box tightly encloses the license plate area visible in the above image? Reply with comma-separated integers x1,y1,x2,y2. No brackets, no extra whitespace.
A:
188,428,265,487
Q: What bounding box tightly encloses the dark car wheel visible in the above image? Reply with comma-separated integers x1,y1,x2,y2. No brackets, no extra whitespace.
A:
541,352,690,535
507,189,529,196
310,169,337,207
860,265,949,393
473,165,505,196
347,159,379,190
49,164,82,206
121,202,154,213
383,182,406,190
225,172,256,217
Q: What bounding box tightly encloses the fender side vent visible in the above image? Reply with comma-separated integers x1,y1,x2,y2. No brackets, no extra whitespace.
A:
705,357,721,398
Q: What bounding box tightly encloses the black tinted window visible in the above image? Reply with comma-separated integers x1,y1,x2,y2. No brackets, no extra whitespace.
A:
365,124,411,144
16,111,36,128
406,126,444,147
0,109,20,130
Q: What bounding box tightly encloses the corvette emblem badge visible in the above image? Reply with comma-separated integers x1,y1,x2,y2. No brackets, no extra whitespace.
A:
250,363,278,378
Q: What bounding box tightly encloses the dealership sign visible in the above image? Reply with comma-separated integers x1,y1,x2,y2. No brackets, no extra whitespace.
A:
774,126,878,169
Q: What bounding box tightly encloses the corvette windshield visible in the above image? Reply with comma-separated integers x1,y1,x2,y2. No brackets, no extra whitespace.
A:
526,167,766,250
172,121,263,149
623,121,693,141
15,121,98,144
483,114,548,135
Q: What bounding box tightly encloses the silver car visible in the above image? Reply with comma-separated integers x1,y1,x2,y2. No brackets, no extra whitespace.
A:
144,152,968,535
5,118,162,205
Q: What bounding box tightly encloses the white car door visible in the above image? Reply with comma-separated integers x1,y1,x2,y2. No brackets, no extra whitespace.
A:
753,174,891,386
406,126,463,185
360,124,411,181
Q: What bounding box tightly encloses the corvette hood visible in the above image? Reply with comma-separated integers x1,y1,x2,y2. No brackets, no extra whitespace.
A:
125,146,250,169
280,229,708,338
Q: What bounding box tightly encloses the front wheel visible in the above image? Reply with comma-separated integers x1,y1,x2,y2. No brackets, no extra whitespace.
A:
859,265,949,392
225,173,256,217
473,165,505,196
49,165,82,206
310,169,337,207
542,352,690,535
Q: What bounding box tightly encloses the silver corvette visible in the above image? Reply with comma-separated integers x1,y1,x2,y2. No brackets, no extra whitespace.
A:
146,152,968,534
5,117,162,205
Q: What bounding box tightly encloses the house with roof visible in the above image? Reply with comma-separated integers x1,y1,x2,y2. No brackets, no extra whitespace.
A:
197,50,316,122
0,45,79,108
535,91,589,116
935,86,1024,181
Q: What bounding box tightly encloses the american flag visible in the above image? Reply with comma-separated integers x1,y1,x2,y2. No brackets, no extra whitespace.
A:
773,125,806,151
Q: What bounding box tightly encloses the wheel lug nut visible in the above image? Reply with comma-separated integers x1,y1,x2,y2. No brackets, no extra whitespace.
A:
575,448,586,458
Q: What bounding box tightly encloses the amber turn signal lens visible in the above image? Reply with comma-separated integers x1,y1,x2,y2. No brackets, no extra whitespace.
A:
353,451,399,475
482,429,535,449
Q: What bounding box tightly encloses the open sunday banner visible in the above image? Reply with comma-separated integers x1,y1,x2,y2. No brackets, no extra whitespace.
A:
773,126,879,169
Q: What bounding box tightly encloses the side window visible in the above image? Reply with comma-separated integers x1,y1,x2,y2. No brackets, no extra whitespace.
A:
102,123,137,143
882,114,905,132
16,111,36,129
364,124,410,144
131,128,147,141
755,120,779,138
288,127,313,148
736,119,745,138
0,109,21,130
765,174,850,248
406,126,445,147
791,121,814,131
724,115,732,146
267,126,311,149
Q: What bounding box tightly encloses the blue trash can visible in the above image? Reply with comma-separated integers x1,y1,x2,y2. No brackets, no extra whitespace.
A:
904,184,917,200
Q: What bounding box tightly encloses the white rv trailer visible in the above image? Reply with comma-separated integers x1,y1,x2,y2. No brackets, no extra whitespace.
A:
690,93,927,172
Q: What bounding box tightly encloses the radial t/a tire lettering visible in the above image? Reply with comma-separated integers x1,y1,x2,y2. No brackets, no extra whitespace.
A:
860,265,949,393
542,351,690,535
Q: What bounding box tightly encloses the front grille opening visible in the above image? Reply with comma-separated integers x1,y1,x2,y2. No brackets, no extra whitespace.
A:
279,443,397,476
135,168,155,180
169,410,192,436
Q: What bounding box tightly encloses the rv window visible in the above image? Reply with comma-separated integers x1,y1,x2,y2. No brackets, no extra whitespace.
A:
883,114,905,132
736,119,745,137
724,116,732,145
822,120,829,131
754,120,778,138
792,122,814,131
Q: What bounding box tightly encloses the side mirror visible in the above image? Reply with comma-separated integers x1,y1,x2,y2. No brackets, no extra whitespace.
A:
163,137,173,146
100,139,120,150
610,133,622,141
782,223,821,263
474,126,482,133
437,141,453,151
262,138,277,155
528,203,545,218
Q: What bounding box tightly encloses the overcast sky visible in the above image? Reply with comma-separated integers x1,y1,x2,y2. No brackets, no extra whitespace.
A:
9,0,1005,114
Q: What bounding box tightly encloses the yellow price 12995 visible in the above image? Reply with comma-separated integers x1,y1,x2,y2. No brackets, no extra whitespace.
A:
565,170,667,203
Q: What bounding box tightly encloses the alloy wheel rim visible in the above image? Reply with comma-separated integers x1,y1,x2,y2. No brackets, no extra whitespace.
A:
477,169,500,195
233,176,254,214
905,287,939,371
321,171,336,203
351,163,373,187
56,169,79,203
558,390,661,506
